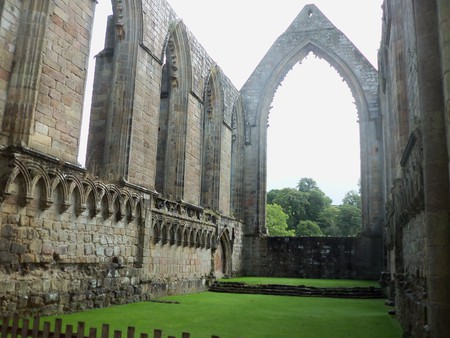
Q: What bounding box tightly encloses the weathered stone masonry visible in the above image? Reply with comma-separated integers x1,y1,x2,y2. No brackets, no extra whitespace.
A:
0,0,243,316
1,1,450,337
380,0,450,337
239,5,384,280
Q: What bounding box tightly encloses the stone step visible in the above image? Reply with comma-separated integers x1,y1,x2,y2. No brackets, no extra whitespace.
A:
209,282,385,299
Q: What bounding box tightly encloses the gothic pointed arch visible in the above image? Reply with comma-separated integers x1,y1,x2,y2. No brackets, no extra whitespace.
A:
214,229,232,278
239,4,383,238
86,0,143,181
201,65,225,211
230,95,245,219
156,21,192,200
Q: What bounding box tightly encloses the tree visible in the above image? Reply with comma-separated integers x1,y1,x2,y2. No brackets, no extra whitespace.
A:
266,188,308,229
296,220,323,237
297,177,319,192
342,190,361,209
266,204,295,237
267,181,361,237
317,206,341,236
305,189,332,221
297,178,332,222
336,204,362,236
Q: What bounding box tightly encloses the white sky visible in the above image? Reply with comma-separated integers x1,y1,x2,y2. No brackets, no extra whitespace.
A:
83,0,383,204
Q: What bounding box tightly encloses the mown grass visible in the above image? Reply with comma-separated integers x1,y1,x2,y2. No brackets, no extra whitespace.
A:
43,292,401,338
219,276,379,288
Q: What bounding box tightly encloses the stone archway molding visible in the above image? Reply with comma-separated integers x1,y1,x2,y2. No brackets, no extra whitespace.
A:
239,4,383,238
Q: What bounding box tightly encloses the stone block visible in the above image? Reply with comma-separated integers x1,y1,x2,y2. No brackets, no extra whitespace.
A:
44,292,60,304
1,224,15,238
7,214,20,224
0,238,11,251
10,242,27,254
41,241,54,255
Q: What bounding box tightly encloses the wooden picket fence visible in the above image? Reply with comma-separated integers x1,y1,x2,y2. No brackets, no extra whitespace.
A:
0,316,220,338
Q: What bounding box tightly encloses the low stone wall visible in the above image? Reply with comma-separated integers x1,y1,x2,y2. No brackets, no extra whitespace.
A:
0,149,243,317
0,262,211,317
255,236,382,280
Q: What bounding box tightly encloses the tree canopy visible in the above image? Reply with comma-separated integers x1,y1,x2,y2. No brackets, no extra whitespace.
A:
266,204,295,237
266,178,362,238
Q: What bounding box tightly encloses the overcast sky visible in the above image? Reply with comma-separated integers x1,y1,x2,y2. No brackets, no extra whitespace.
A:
84,0,383,204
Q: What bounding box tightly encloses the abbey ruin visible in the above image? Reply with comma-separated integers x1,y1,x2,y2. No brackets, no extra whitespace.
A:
0,1,449,337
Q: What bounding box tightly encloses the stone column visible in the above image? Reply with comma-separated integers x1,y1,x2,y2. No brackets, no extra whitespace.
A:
437,0,450,169
413,0,450,336
3,0,50,146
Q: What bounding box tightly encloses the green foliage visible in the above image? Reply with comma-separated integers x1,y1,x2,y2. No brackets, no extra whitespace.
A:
336,204,362,237
267,188,308,228
266,204,295,237
317,206,340,236
267,178,362,237
342,190,362,209
296,220,324,237
297,177,319,192
306,189,332,220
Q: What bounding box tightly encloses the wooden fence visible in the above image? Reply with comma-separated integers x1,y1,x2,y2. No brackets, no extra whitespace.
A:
0,316,220,338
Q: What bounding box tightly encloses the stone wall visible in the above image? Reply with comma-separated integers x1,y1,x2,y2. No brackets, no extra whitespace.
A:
245,236,382,280
0,0,244,317
380,0,450,337
0,0,95,163
0,148,243,316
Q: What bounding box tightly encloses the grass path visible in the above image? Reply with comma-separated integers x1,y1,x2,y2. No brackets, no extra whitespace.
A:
44,292,401,338
219,277,379,287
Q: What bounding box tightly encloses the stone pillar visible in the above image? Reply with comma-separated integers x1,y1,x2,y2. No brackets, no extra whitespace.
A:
437,0,450,170
3,0,50,147
2,0,95,163
413,0,450,336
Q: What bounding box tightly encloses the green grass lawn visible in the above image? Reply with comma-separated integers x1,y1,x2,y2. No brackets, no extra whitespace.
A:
219,277,379,288
43,292,401,338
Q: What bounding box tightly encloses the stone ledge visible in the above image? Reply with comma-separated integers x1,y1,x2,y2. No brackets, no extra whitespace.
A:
209,281,385,299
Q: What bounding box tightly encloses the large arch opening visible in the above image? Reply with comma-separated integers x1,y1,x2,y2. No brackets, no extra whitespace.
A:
240,4,383,239
267,53,360,205
239,4,383,277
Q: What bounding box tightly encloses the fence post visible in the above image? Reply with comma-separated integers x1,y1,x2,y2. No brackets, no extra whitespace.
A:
139,333,148,338
42,321,51,338
32,317,40,338
153,329,162,338
182,333,190,338
89,327,97,338
64,325,73,338
21,318,29,338
11,315,19,337
54,318,62,338
127,326,135,338
114,330,122,338
76,322,85,338
1,317,8,338
101,324,110,338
